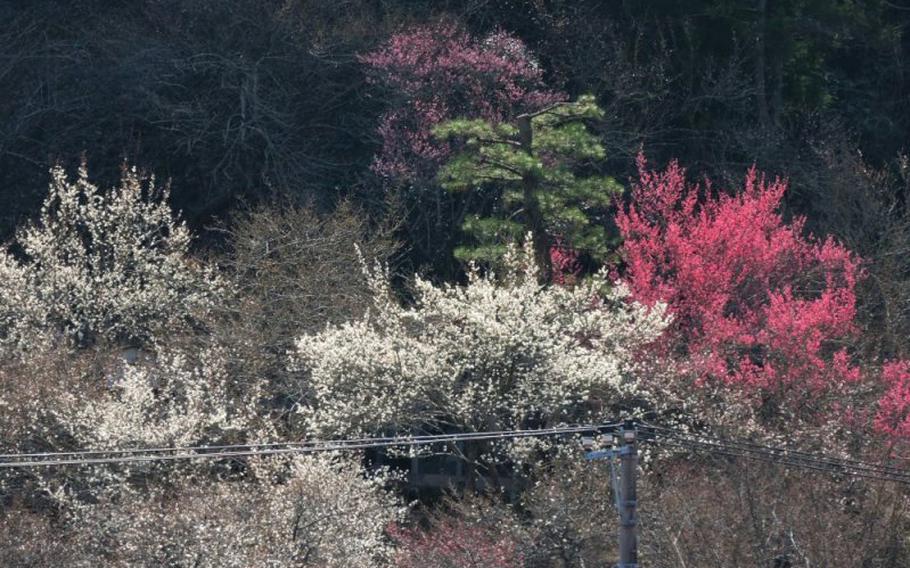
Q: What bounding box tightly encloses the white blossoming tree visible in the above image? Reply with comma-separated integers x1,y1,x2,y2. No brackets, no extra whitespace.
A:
67,455,403,568
0,162,405,565
66,345,263,450
1,345,402,567
292,241,670,464
0,343,266,493
0,162,222,355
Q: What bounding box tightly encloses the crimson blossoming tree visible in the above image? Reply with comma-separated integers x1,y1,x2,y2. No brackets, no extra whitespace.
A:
615,154,910,447
616,155,864,415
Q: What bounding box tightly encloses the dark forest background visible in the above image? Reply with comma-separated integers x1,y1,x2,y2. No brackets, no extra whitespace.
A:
2,1,908,270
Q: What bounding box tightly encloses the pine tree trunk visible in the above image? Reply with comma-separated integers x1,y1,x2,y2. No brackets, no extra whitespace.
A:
516,114,552,282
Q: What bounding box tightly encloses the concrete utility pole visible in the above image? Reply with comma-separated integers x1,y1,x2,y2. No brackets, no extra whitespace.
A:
583,419,640,567
618,419,638,568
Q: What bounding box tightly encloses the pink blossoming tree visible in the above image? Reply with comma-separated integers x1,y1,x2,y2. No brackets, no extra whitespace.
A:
391,518,525,568
361,20,564,185
616,154,910,446
549,240,582,286
875,360,910,441
616,154,863,411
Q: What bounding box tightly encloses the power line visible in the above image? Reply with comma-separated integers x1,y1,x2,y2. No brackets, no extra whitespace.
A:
639,424,910,485
654,436,910,485
2,420,908,486
0,423,621,469
637,441,910,487
642,424,910,477
643,428,903,475
642,423,909,476
0,430,527,460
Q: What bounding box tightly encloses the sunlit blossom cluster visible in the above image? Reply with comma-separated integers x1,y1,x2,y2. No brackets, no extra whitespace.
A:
0,165,402,565
0,163,222,356
66,346,258,449
292,241,670,452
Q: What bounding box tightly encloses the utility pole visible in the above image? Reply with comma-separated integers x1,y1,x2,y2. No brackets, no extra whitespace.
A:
582,419,640,567
618,419,639,568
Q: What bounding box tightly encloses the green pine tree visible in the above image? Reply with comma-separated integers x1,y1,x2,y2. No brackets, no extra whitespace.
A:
433,94,621,279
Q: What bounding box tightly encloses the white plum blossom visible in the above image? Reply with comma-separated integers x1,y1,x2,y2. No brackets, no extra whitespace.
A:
61,345,262,450
10,346,401,567
0,162,405,567
67,455,404,568
0,162,222,356
292,241,670,444
0,342,270,505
